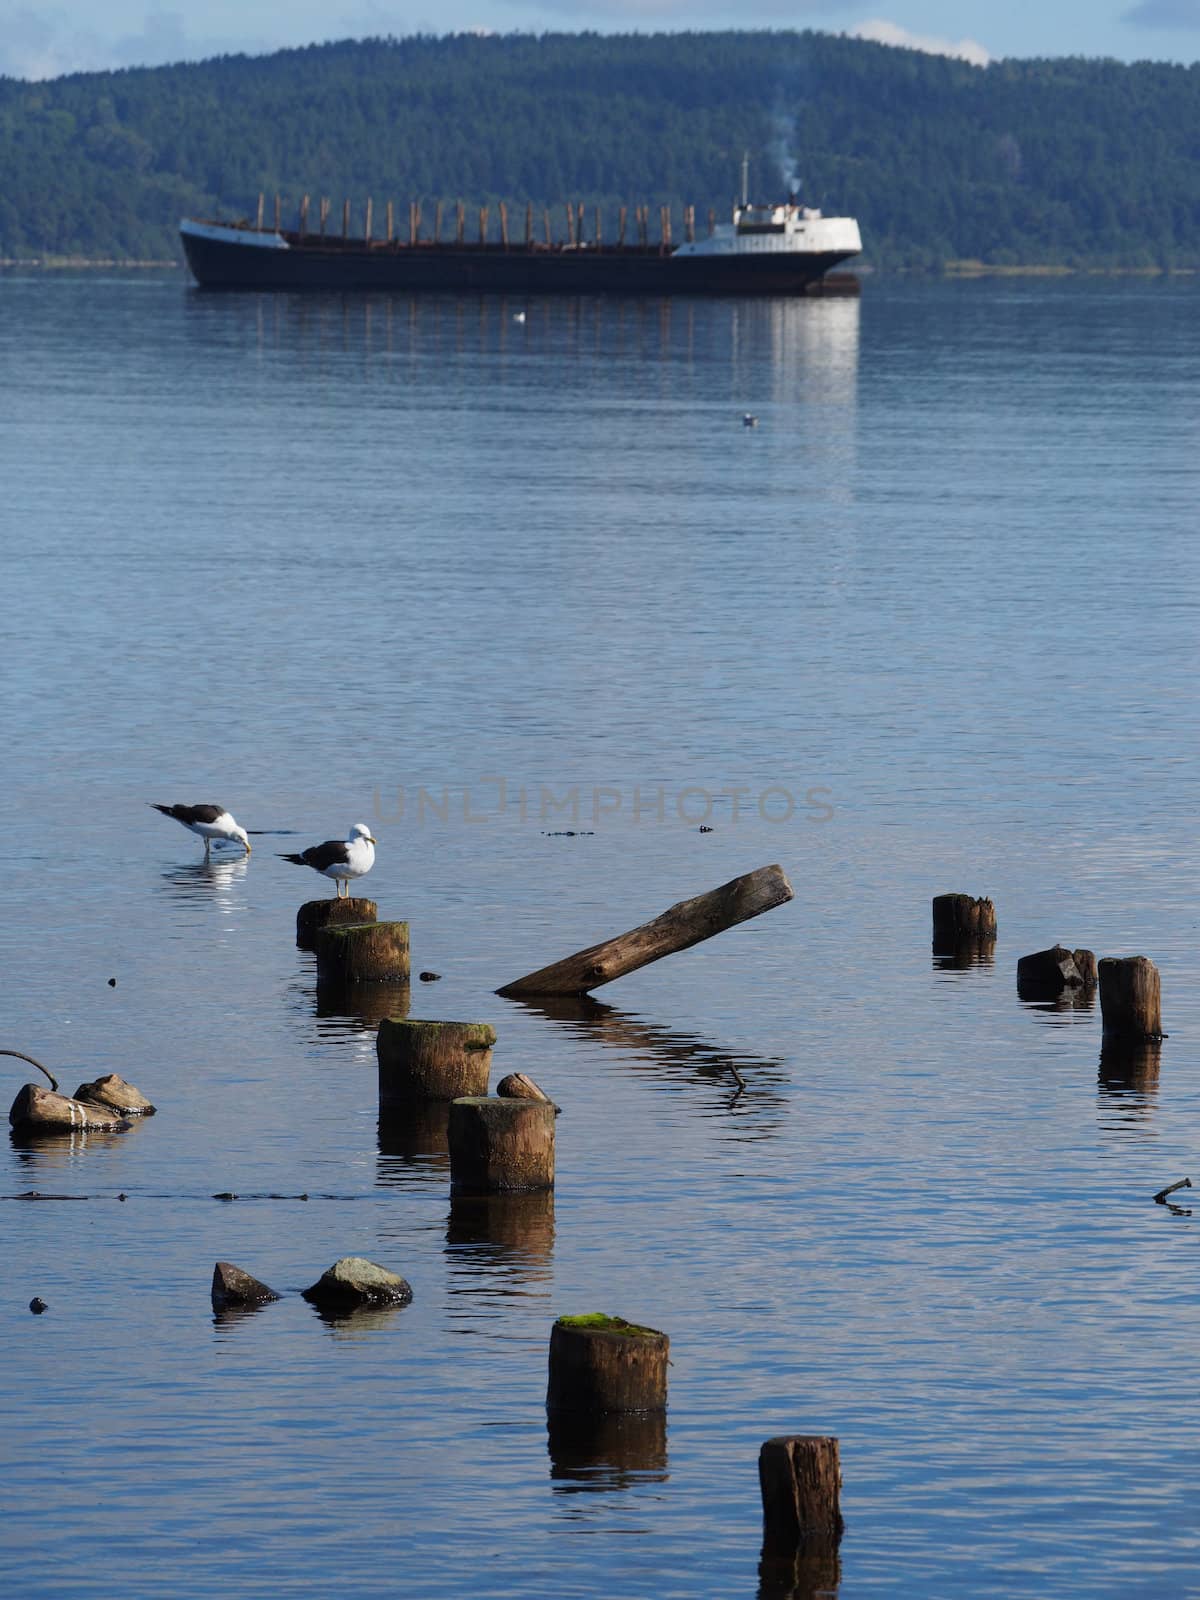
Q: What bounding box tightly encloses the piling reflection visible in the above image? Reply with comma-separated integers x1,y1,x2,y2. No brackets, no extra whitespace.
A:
1098,1037,1162,1096
932,936,996,971
507,995,788,1127
315,977,410,1032
377,1102,451,1184
445,1191,555,1290
757,1544,842,1600
546,1408,668,1493
1017,986,1097,1023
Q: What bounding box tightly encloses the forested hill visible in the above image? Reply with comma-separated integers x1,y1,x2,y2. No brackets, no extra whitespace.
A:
2,30,1200,269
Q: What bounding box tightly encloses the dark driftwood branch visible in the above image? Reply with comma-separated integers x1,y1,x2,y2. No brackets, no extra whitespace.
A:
1154,1178,1192,1204
0,1050,58,1091
497,864,794,997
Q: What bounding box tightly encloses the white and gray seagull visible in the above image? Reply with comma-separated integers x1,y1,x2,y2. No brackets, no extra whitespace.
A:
150,802,251,857
280,822,377,898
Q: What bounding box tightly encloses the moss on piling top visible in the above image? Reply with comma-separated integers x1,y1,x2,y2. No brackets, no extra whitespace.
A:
555,1313,663,1338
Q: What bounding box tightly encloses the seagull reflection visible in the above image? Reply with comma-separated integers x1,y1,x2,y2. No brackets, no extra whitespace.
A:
159,852,249,910
504,995,788,1125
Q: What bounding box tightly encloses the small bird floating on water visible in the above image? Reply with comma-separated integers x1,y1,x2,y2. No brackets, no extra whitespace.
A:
280,823,376,898
742,413,758,428
150,803,251,856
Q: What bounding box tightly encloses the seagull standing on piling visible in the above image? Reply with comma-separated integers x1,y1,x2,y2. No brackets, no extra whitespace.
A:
280,823,377,898
150,803,251,857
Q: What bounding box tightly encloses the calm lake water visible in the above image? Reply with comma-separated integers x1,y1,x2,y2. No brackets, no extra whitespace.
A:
0,270,1197,1598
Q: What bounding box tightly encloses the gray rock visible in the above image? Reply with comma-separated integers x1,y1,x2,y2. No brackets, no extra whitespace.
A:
74,1074,156,1116
301,1256,413,1308
211,1261,281,1310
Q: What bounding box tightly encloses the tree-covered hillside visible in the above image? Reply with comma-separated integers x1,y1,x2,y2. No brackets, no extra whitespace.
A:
2,31,1199,268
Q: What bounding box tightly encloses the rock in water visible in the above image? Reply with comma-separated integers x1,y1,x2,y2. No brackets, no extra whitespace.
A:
211,1261,281,1311
74,1074,157,1116
301,1257,413,1308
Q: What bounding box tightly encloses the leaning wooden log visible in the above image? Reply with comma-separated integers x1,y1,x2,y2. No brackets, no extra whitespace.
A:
9,1084,129,1134
932,894,996,946
1099,955,1164,1039
496,864,793,997
376,1019,494,1108
211,1261,280,1311
74,1074,156,1116
496,1072,555,1106
759,1435,844,1556
448,1095,555,1193
1017,945,1084,997
547,1314,669,1414
297,896,377,949
315,921,409,984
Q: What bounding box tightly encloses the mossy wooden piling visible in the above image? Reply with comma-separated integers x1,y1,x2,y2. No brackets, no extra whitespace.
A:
376,1019,495,1107
1099,955,1164,1039
296,896,377,949
315,921,409,984
496,863,793,997
759,1435,844,1556
448,1095,555,1193
547,1314,669,1414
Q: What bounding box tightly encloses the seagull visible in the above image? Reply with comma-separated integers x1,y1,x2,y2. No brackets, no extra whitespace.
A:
150,803,251,857
279,823,377,898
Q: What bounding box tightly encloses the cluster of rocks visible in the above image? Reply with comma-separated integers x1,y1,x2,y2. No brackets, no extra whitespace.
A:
212,1256,413,1314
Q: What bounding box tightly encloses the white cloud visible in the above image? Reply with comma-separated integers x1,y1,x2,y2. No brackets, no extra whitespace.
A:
850,17,992,67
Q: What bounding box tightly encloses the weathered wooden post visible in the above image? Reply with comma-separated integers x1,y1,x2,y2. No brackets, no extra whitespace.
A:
296,896,377,949
524,200,533,247
448,1096,554,1193
542,207,552,246
932,894,996,945
479,206,488,244
1099,956,1164,1039
497,864,792,997
342,198,350,239
565,202,576,246
319,196,329,236
255,192,264,230
759,1435,843,1556
299,193,309,236
377,1019,495,1107
434,200,442,242
594,205,602,246
364,196,373,243
315,921,409,984
386,199,394,242
547,1314,669,1414
499,200,509,248
618,204,627,245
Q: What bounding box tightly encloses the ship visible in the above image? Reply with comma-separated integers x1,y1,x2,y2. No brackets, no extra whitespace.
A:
179,192,862,296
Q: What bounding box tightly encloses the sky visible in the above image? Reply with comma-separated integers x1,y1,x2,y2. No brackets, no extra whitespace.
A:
2,0,1200,81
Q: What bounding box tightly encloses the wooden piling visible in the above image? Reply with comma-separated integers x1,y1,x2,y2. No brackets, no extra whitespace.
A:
685,204,695,243
315,921,409,985
274,193,281,231
594,205,602,246
342,198,350,239
299,193,309,235
364,196,372,242
456,201,465,245
618,205,627,245
543,208,551,246
448,1095,555,1193
565,202,576,247
525,200,533,246
409,201,418,246
497,863,793,997
434,200,442,242
932,894,996,946
377,1019,495,1107
256,192,264,230
1099,956,1164,1039
1073,948,1098,986
296,896,377,950
1017,944,1086,997
547,1314,669,1414
759,1435,843,1555
386,199,394,242
708,207,716,236
479,206,488,245
319,196,329,236
499,200,509,248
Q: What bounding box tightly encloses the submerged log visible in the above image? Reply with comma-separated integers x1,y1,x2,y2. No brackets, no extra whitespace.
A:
932,894,996,946
296,896,377,949
496,1072,555,1106
547,1314,669,1414
74,1074,156,1116
497,864,793,996
759,1435,844,1555
211,1261,280,1311
9,1083,129,1134
301,1256,413,1308
1099,955,1164,1039
448,1095,555,1193
315,921,409,984
376,1019,494,1107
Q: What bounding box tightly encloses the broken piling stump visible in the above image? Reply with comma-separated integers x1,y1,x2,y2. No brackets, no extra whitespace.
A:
759,1435,844,1556
547,1314,669,1414
448,1095,555,1193
211,1261,280,1311
1016,945,1085,998
932,894,996,946
9,1083,129,1134
1099,955,1164,1040
297,896,377,949
315,921,409,984
74,1074,156,1116
376,1019,494,1108
497,1071,556,1108
496,863,792,997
